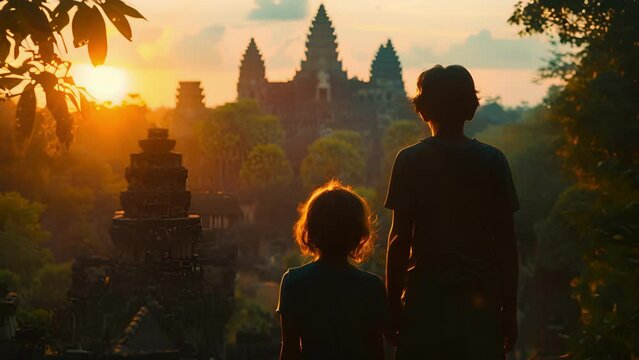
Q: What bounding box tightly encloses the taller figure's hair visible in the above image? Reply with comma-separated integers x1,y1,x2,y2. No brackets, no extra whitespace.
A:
411,64,480,122
294,180,375,263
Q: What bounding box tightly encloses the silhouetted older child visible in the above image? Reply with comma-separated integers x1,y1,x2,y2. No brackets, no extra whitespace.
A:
278,180,385,360
385,65,520,359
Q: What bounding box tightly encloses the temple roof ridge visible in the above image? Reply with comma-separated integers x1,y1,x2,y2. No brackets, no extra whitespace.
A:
386,39,395,48
371,38,404,84
239,37,266,85
298,4,344,75
308,4,337,44
241,38,264,67
316,3,328,20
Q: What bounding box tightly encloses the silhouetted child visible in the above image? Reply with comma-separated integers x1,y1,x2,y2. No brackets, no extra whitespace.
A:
385,65,520,359
278,180,386,360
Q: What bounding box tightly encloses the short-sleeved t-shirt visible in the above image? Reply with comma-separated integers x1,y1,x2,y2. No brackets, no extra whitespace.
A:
277,260,386,360
385,136,519,272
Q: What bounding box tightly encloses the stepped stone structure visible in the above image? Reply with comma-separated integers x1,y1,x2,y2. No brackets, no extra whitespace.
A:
237,4,413,166
174,81,206,139
67,129,237,359
176,81,205,113
112,128,200,262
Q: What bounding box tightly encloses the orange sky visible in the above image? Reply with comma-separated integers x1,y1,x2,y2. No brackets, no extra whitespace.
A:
67,0,553,108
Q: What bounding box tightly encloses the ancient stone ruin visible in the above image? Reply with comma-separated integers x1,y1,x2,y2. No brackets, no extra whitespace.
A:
111,127,200,262
237,4,412,168
67,128,236,359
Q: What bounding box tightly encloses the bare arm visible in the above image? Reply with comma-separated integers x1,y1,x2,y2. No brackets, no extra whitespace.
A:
279,314,301,360
385,209,413,345
494,211,519,352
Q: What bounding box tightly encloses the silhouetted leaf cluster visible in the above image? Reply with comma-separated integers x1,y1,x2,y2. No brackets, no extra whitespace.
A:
0,0,144,153
511,0,639,357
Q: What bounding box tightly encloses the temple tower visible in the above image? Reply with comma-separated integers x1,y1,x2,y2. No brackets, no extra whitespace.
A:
174,81,206,138
290,4,348,158
176,81,205,112
297,4,345,78
237,38,267,103
369,39,411,125
68,129,236,358
371,40,406,97
232,4,415,170
111,128,201,262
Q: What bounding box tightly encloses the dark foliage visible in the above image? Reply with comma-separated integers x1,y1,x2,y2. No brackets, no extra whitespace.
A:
0,0,144,152
511,0,639,357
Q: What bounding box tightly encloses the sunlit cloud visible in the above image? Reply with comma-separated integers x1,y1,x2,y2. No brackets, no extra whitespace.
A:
266,35,303,70
173,26,226,67
402,30,549,69
137,27,177,61
131,25,226,70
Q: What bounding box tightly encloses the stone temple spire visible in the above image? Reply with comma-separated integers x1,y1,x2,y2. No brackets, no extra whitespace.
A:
113,128,200,262
370,39,405,94
299,4,344,75
237,38,267,102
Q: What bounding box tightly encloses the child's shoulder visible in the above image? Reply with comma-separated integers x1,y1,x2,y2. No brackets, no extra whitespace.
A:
395,138,430,158
399,137,505,160
352,267,384,285
282,262,383,288
282,262,315,282
470,139,511,166
394,137,447,160
281,261,327,285
471,138,505,156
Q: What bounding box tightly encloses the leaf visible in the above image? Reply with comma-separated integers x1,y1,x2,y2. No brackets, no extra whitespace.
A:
72,4,107,65
45,87,73,148
86,6,107,66
33,71,58,91
52,0,76,17
100,2,132,41
38,39,54,62
14,85,37,153
56,112,74,148
72,3,91,48
63,85,80,112
51,0,76,31
50,9,70,32
62,76,75,85
12,33,24,59
109,0,146,19
0,36,9,64
15,2,52,42
7,59,35,77
0,76,24,91
79,91,93,121
45,87,67,118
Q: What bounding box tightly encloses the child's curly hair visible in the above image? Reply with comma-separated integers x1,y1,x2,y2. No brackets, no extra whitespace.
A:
293,180,375,263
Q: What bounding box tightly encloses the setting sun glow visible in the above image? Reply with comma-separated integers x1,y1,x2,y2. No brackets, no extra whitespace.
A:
72,64,130,105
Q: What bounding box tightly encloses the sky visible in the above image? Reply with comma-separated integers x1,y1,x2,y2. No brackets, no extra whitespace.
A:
67,0,554,108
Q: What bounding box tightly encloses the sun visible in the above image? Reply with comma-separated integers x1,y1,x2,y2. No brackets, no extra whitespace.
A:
71,64,130,104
